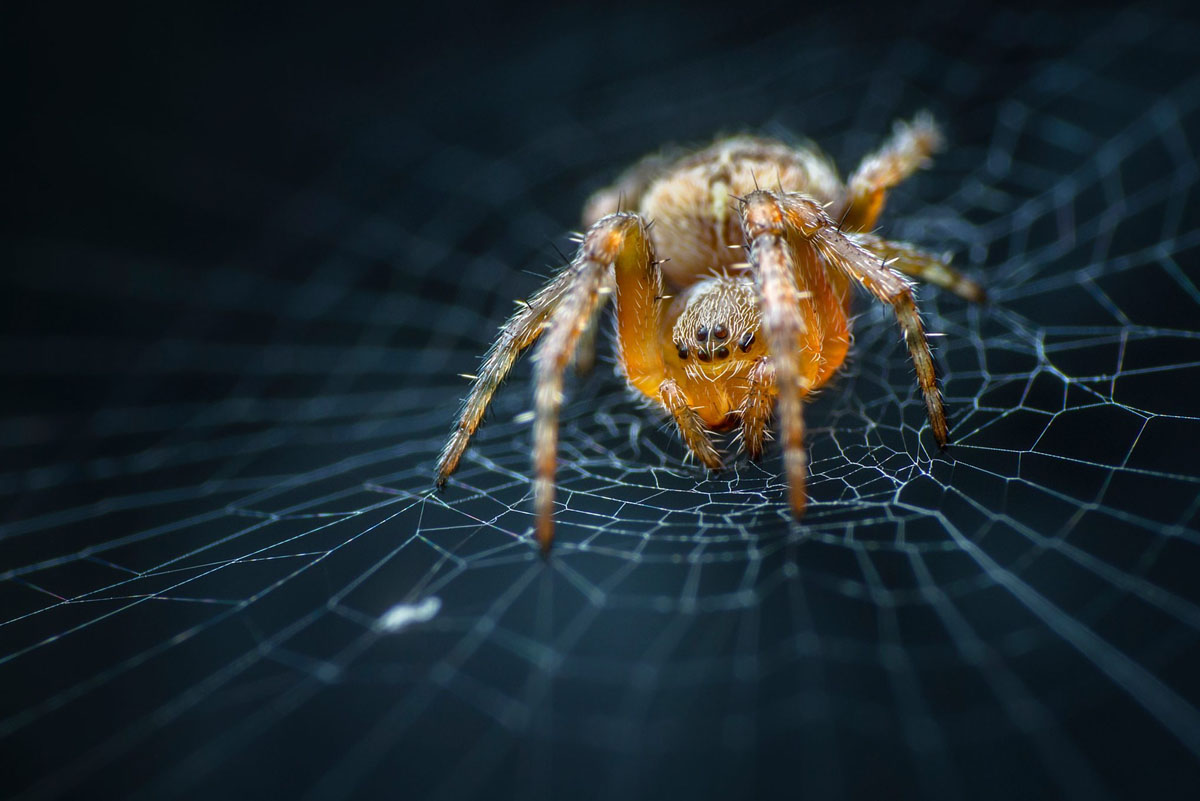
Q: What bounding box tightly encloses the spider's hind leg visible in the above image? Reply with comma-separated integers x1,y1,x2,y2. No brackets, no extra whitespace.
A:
841,112,944,233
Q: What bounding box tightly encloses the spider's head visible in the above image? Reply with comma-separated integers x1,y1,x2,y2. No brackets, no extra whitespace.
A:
669,275,762,370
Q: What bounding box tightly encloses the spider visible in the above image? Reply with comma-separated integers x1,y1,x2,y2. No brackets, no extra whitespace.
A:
436,113,985,553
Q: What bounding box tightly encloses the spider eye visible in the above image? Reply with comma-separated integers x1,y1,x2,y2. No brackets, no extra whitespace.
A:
712,324,728,340
676,343,689,359
739,331,755,351
715,346,730,359
696,326,709,343
696,349,712,362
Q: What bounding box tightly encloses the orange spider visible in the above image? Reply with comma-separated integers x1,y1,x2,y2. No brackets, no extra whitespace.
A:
436,113,985,553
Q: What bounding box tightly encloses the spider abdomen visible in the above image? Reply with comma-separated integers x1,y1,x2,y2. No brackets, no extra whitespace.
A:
635,137,845,287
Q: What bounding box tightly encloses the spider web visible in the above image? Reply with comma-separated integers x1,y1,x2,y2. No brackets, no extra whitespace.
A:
4,4,1200,799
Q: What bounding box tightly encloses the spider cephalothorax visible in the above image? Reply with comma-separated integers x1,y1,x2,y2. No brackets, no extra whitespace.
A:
437,114,985,552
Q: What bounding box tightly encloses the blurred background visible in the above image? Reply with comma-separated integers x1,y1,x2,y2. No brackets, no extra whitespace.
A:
5,1,1200,799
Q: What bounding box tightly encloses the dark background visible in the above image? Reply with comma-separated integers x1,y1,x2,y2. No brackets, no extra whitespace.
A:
5,2,1200,799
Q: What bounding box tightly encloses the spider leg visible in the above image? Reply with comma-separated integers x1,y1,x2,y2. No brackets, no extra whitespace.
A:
740,356,775,461
659,379,723,468
841,112,944,233
571,273,614,376
739,192,820,517
436,259,587,487
533,213,655,553
598,212,723,471
782,194,950,448
849,233,987,303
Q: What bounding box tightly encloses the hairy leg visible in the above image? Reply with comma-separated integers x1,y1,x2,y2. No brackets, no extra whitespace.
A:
849,233,986,303
571,273,615,376
436,260,586,486
532,213,660,553
740,356,775,460
739,191,822,516
607,215,723,472
842,112,944,233
660,379,723,468
782,193,950,447
792,234,852,387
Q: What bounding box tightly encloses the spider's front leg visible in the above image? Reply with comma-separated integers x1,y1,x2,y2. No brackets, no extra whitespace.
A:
604,217,722,474
739,192,825,517
531,213,680,553
783,194,950,448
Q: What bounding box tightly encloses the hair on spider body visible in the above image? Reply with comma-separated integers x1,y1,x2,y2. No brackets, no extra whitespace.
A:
436,113,985,552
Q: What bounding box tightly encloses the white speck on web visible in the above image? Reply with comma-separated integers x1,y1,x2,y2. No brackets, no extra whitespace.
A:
377,597,442,632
